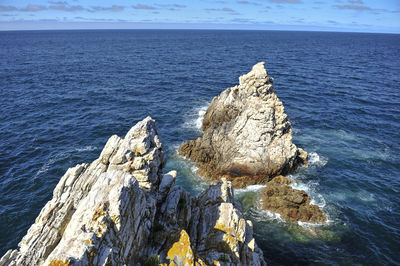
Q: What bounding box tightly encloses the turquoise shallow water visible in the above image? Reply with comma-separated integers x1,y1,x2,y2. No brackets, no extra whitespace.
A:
0,30,399,265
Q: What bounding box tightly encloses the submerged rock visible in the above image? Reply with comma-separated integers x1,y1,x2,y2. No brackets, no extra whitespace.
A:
260,176,326,223
179,62,307,188
0,117,265,266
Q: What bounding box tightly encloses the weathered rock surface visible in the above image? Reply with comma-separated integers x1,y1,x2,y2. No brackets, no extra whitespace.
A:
179,62,308,188
178,62,326,223
0,117,266,266
260,176,326,223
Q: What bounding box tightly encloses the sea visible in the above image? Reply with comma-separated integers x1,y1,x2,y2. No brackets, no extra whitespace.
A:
0,30,399,265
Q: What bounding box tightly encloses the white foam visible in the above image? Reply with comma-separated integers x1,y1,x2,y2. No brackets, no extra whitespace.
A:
74,146,98,152
236,184,266,195
308,152,328,167
256,209,284,222
310,194,326,209
182,102,209,131
288,175,327,210
297,220,327,228
195,106,208,129
34,146,98,179
34,151,68,178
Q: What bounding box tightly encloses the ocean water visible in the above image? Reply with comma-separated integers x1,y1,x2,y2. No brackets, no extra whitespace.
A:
1,30,399,265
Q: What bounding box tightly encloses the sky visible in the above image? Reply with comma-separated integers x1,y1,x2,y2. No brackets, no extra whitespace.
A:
0,0,399,33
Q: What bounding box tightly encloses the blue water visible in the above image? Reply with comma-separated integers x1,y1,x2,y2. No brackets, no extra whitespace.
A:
1,30,399,265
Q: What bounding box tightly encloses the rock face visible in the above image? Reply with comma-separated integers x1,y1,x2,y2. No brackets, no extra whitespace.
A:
179,62,307,188
0,117,266,266
260,176,326,223
179,62,326,223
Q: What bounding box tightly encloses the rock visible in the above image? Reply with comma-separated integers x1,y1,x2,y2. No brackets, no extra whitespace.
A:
260,176,326,223
178,62,326,223
188,179,265,265
0,117,266,266
179,62,308,188
166,230,195,265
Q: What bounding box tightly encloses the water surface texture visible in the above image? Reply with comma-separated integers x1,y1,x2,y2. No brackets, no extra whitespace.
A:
1,30,399,265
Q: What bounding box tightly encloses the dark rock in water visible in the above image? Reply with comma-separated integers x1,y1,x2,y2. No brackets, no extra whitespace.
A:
260,176,326,223
179,62,308,188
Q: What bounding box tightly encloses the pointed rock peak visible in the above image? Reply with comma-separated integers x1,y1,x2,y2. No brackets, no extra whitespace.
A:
251,61,267,77
125,116,157,140
239,61,268,85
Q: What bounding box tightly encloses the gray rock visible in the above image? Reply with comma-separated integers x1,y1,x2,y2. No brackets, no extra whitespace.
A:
0,117,266,266
179,62,308,188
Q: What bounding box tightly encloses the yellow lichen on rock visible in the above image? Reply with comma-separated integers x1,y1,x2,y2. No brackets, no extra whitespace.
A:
167,230,194,266
196,258,207,266
49,259,71,266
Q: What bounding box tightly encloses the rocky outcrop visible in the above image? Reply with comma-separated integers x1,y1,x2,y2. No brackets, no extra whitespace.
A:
260,176,326,223
179,62,307,188
0,117,265,266
179,62,326,223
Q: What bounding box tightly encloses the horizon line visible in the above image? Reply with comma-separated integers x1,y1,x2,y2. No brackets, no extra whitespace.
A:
1,27,399,35
1,21,399,34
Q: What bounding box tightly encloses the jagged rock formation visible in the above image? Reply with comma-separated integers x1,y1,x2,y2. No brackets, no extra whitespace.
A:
260,176,326,223
179,62,307,188
179,62,326,223
0,117,266,266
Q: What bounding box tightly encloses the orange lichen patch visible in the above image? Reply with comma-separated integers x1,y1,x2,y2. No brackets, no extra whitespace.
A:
167,230,194,266
49,259,71,266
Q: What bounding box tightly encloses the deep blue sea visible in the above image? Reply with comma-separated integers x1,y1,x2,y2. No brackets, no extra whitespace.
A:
1,30,399,265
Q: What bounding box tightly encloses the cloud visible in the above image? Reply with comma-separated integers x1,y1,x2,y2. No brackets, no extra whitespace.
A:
237,1,261,6
48,1,68,5
0,2,86,12
348,0,363,4
73,17,128,22
132,4,156,10
269,0,302,3
206,7,236,12
20,4,47,12
90,5,125,12
172,4,186,8
333,2,397,14
231,18,256,23
0,5,18,12
156,4,186,8
48,1,86,12
49,4,85,12
334,4,370,10
222,7,235,12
